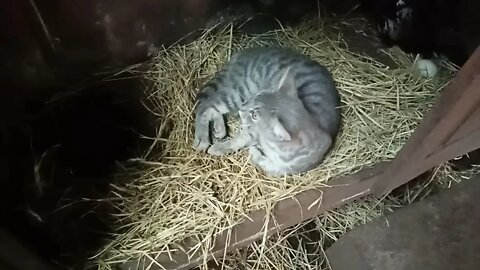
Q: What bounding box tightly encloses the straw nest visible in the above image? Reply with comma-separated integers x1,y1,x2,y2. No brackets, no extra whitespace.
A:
96,18,457,269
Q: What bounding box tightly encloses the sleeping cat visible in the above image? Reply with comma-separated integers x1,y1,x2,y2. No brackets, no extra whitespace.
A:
194,47,341,175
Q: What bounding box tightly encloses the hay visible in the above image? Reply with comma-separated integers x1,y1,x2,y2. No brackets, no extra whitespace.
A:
96,18,456,269
212,164,480,270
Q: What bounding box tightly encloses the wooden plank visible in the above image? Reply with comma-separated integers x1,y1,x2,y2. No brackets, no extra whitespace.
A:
119,163,386,270
372,46,480,196
327,174,480,270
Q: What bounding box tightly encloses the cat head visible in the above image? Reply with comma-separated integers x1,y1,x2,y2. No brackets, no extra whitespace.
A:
239,68,298,141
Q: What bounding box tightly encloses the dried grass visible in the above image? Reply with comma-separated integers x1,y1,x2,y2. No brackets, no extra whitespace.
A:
95,18,457,269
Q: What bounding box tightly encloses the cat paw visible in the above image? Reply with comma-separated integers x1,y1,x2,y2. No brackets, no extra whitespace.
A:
212,118,227,140
194,134,211,152
248,146,265,163
207,143,229,156
248,146,263,156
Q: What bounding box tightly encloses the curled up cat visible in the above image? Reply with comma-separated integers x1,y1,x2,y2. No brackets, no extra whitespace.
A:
194,47,341,176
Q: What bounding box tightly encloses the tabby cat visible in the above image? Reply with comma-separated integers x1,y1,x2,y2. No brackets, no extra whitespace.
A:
194,47,341,176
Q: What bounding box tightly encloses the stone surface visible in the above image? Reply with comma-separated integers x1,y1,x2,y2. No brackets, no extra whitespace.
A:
326,176,480,270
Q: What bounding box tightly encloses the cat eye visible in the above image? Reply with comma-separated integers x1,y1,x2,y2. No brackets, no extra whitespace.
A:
249,109,258,121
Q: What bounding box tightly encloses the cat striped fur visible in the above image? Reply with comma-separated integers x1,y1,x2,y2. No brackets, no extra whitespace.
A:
194,46,341,175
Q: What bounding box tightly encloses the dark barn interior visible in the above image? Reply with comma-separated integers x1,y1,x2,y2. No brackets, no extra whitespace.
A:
1,0,480,269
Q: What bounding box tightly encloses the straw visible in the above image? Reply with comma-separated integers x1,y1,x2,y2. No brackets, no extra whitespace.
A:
95,17,457,269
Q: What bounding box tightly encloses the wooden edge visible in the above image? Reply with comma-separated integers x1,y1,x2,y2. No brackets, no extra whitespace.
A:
425,73,480,149
119,162,386,270
373,127,480,201
373,76,480,196
449,106,480,144
372,46,480,195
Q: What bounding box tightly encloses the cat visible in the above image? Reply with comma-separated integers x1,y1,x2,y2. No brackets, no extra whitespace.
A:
194,47,341,175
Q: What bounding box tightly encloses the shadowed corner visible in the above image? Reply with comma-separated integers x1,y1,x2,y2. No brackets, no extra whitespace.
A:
0,72,156,270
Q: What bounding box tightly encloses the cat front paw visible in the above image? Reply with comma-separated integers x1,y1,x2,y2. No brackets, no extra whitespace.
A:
207,142,229,156
194,123,212,151
212,117,227,140
248,146,264,162
194,134,211,152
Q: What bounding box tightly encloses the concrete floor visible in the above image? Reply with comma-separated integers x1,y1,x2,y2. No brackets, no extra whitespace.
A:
326,175,480,270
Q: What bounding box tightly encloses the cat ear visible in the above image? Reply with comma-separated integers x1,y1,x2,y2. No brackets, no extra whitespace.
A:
277,67,296,97
271,118,291,141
